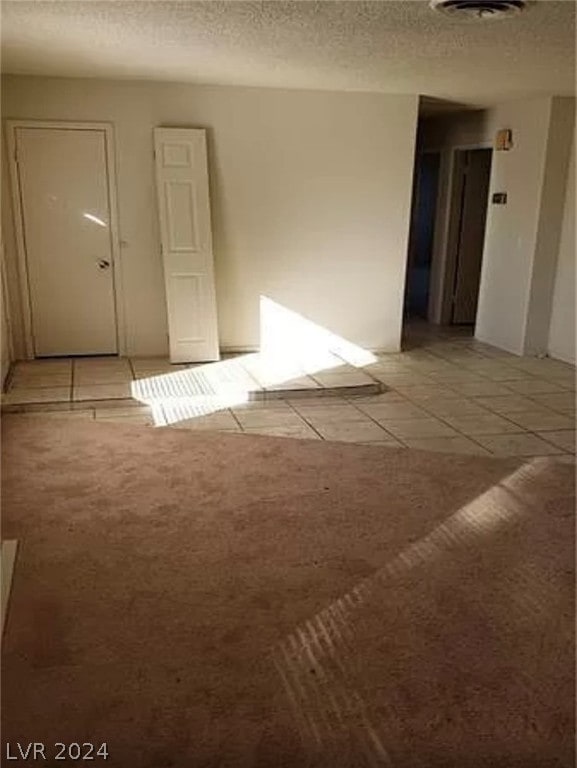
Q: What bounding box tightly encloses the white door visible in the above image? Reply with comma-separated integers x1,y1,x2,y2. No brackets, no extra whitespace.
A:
15,127,117,357
154,128,219,363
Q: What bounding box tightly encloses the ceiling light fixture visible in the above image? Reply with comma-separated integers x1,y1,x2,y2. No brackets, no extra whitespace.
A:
430,0,528,20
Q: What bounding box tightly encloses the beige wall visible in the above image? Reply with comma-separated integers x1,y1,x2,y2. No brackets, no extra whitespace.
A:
524,98,575,355
1,242,12,387
548,138,576,364
475,98,553,354
477,97,575,356
1,75,419,358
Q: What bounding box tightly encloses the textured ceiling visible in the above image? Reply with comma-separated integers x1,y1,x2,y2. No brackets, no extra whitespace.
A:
1,0,575,108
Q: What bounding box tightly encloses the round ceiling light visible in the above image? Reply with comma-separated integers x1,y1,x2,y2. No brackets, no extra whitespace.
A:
430,0,528,19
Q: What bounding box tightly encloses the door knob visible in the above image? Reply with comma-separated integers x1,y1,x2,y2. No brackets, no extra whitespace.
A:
97,259,111,270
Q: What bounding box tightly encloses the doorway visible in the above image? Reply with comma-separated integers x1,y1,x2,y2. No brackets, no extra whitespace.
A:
446,148,492,326
404,151,441,320
8,123,123,358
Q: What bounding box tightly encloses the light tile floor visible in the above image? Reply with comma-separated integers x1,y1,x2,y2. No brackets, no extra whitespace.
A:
2,325,575,462
3,352,380,406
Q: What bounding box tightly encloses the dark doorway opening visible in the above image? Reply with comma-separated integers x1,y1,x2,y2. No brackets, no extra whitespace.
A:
404,151,441,320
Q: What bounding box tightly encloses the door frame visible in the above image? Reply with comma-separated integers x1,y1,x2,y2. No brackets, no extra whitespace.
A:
5,120,126,359
449,146,493,325
1,238,14,387
430,141,492,326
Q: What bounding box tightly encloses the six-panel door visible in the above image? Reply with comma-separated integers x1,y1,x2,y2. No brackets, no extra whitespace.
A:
154,128,219,363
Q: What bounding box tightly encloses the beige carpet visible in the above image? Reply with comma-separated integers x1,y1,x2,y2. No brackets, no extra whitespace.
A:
1,416,574,767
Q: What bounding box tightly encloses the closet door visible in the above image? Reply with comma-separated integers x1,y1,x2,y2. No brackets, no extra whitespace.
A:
15,127,118,356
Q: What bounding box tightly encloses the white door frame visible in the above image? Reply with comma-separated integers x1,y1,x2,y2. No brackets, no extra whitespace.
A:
0,238,14,366
5,120,127,359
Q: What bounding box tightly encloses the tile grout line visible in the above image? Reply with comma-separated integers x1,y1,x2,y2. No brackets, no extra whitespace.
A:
523,397,576,417
371,345,575,453
70,358,75,406
228,407,245,432
290,397,408,446
128,357,137,382
415,342,572,377
470,392,575,418
397,389,572,456
346,359,513,452
284,400,326,440
372,385,524,455
455,392,576,448
526,429,574,455
342,402,409,446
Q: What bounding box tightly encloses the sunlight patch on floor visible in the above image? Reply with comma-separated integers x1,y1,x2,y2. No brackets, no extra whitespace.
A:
272,459,543,758
260,296,376,369
132,297,377,426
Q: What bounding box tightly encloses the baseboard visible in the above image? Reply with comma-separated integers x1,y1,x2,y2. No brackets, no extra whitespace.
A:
219,346,260,355
547,349,576,365
220,346,394,358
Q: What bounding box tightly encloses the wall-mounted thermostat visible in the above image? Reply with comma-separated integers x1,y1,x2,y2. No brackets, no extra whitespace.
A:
495,129,513,151
492,192,507,204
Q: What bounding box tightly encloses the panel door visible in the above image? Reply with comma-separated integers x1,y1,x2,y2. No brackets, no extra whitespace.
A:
154,128,219,363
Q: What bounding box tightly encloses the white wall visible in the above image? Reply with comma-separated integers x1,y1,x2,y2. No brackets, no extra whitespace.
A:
548,138,576,364
421,98,575,359
1,76,419,358
476,97,574,356
475,98,553,354
524,98,575,355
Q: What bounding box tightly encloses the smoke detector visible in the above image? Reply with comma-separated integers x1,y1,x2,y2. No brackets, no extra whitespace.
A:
430,0,528,20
